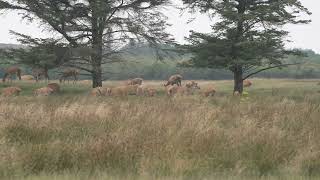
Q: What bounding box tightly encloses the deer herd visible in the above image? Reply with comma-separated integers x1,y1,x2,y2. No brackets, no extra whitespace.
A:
89,74,234,98
0,66,253,97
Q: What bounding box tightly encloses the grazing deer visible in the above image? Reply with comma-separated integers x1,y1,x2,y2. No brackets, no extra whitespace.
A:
1,86,22,97
32,67,49,82
167,81,200,96
186,81,200,89
126,78,143,85
164,74,183,87
2,66,22,83
59,69,79,84
136,85,157,97
201,86,216,97
47,83,60,93
34,87,54,96
111,84,139,96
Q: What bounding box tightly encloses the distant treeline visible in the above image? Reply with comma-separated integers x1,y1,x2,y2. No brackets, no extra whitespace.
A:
0,44,320,80
102,49,320,80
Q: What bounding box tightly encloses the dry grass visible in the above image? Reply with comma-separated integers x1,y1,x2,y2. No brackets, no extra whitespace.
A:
0,79,320,179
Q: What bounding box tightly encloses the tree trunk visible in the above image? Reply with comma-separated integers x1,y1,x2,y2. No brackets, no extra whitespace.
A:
233,66,243,93
92,64,102,88
90,6,103,88
91,42,103,88
91,40,103,88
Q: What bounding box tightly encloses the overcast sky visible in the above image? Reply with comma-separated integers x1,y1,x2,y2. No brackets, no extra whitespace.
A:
0,0,318,53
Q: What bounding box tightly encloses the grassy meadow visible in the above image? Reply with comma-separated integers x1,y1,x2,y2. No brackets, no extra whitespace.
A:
1,79,320,180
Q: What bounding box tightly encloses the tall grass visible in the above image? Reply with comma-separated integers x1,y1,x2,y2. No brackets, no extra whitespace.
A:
1,79,320,179
0,92,320,179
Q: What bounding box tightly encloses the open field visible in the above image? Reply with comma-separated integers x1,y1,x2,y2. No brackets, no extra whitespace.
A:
1,79,320,179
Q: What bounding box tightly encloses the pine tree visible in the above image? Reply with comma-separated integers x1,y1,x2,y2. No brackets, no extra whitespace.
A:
0,0,173,87
180,0,311,93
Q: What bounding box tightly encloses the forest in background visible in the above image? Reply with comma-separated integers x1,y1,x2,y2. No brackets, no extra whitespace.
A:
0,43,320,80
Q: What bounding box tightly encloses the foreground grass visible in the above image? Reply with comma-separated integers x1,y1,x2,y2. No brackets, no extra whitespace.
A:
17,174,320,180
0,79,320,179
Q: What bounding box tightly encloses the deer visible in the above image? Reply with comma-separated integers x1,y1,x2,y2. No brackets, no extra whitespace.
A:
59,69,79,84
2,66,22,83
164,74,183,87
32,67,49,82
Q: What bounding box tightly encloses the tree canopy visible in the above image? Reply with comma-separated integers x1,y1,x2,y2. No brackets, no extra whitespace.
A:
0,0,173,87
180,0,311,92
0,31,69,71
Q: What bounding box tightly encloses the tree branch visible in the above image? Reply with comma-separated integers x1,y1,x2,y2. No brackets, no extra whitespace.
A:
243,63,303,80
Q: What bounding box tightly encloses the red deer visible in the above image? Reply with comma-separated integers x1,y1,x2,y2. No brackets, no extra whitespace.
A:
32,67,49,82
47,83,60,93
164,74,183,87
111,84,139,96
59,69,79,84
1,87,22,97
147,88,157,97
137,85,157,97
2,66,22,83
21,75,35,81
126,78,143,85
243,80,252,87
167,81,200,96
201,86,216,97
34,87,54,96
186,81,200,89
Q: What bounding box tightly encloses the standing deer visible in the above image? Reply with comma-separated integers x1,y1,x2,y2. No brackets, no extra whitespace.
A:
59,69,79,84
32,67,49,82
164,74,183,87
126,78,143,85
2,66,22,83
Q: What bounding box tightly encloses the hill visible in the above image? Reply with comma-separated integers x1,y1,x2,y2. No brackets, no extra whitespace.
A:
0,43,26,49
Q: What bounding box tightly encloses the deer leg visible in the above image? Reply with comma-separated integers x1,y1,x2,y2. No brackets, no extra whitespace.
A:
74,75,78,84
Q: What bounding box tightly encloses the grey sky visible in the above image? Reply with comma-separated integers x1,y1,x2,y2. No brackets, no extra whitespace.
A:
0,0,318,53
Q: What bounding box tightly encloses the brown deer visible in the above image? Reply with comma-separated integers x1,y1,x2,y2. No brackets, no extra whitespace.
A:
34,87,54,96
47,83,60,93
2,66,22,83
164,74,183,87
136,85,157,97
1,86,22,97
126,78,143,85
186,81,200,89
59,69,79,84
32,67,49,82
110,84,139,96
21,75,35,81
243,80,252,87
166,81,200,96
201,86,216,97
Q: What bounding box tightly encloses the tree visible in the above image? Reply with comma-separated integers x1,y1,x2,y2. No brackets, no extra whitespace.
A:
180,0,311,93
0,0,173,87
0,31,69,73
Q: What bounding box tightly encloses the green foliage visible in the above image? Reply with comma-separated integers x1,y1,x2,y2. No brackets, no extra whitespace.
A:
180,0,311,91
1,32,69,70
1,42,319,80
0,0,173,87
